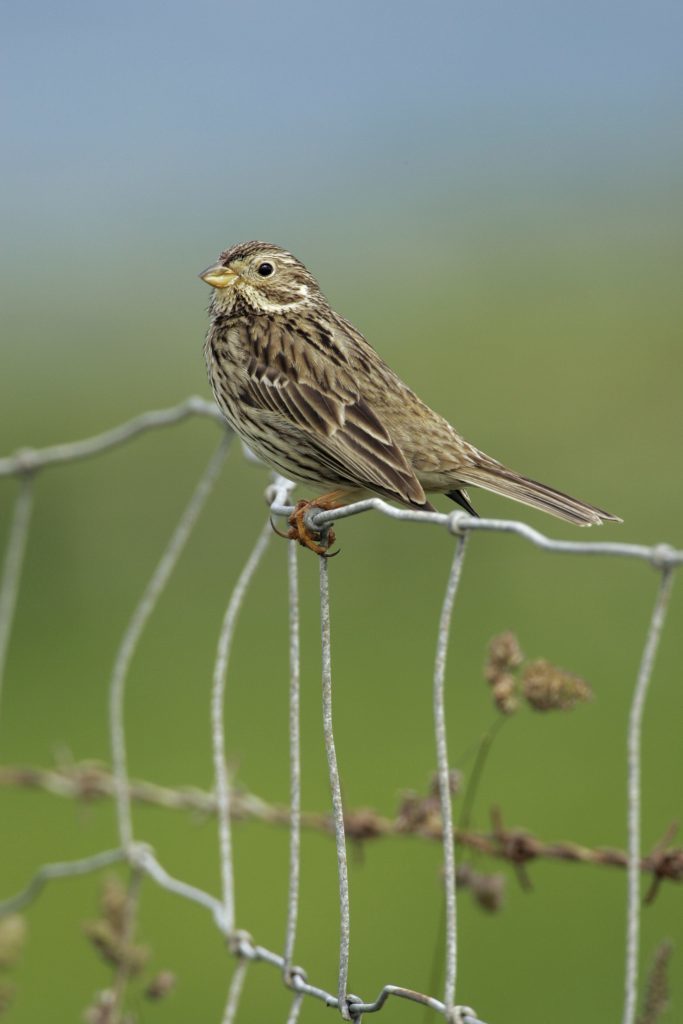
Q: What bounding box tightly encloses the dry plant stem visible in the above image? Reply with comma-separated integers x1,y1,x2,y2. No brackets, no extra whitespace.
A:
284,540,302,974
0,477,33,732
211,517,273,934
622,566,676,1024
457,718,508,832
222,959,249,1024
319,556,351,1018
110,434,231,848
433,535,469,1014
110,867,144,1024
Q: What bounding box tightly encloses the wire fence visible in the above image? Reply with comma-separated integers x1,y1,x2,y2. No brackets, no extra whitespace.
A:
0,397,681,1024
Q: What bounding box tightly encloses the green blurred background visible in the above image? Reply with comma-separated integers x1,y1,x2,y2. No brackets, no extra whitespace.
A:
1,2,682,1021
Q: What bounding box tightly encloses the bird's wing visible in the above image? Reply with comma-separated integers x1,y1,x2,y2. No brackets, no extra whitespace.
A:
237,318,428,506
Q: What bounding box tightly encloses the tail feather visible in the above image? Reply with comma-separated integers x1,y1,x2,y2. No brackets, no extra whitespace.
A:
459,463,621,527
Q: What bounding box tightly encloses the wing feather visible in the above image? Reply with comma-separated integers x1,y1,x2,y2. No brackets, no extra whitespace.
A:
238,319,427,506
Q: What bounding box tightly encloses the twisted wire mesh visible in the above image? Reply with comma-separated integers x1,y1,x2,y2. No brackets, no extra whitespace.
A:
0,398,680,1024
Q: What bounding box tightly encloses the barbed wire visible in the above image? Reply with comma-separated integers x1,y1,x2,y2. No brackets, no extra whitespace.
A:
1,761,681,885
1,397,681,1024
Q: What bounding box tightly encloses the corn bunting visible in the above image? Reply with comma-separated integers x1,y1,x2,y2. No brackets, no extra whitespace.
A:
201,241,620,554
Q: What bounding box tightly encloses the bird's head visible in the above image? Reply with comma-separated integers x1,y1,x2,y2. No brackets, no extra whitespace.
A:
200,241,322,315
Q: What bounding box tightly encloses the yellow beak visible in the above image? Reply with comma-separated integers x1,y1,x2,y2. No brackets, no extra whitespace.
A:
199,264,239,288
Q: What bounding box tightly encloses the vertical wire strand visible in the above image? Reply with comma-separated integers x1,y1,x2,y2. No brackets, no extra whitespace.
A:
212,518,273,934
0,476,34,730
319,556,351,1017
622,565,676,1024
285,993,304,1024
433,534,469,1016
221,959,249,1024
284,540,301,974
109,435,231,848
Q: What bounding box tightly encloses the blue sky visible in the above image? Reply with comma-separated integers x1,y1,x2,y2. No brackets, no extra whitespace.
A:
4,0,681,246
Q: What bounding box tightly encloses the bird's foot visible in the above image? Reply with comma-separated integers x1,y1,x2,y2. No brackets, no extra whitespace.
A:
271,498,339,557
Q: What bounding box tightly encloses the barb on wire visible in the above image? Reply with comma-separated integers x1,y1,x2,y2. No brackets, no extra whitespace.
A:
433,536,469,1014
622,566,676,1024
0,476,34,728
319,556,351,1018
0,397,223,478
109,435,231,848
2,760,682,884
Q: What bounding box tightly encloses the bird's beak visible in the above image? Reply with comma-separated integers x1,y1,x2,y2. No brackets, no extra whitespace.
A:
199,264,239,288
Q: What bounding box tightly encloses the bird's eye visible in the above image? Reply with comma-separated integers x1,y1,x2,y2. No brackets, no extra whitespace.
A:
257,261,275,277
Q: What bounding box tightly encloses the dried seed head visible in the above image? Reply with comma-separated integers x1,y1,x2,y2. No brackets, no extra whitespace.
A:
522,659,593,711
486,632,524,682
146,970,176,1000
83,988,115,1024
492,673,519,716
457,864,505,913
0,915,26,969
101,876,128,936
83,920,149,974
637,940,672,1024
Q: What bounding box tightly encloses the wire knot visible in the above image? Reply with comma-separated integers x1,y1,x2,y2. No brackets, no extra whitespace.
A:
649,543,678,570
228,928,255,959
342,992,364,1020
283,963,308,989
446,511,470,536
11,448,39,477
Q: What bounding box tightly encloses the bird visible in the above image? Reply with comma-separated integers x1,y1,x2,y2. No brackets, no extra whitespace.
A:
200,241,621,554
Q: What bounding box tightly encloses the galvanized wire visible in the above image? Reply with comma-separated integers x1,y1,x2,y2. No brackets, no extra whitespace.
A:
433,535,469,1013
286,992,305,1024
319,555,352,1018
110,435,231,847
622,566,676,1024
0,846,129,916
0,476,34,734
0,397,223,478
267,497,682,569
284,537,302,976
222,959,249,1024
211,516,274,933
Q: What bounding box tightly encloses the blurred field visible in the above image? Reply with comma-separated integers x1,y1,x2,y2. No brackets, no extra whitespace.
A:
2,2,683,1022
2,206,682,1022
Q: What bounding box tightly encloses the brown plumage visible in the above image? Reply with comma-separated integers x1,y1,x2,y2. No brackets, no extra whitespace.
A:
201,241,620,544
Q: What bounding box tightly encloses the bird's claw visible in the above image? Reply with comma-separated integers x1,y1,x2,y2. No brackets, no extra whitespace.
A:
273,499,340,557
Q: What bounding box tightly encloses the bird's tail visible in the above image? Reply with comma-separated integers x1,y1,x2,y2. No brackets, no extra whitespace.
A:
460,459,621,527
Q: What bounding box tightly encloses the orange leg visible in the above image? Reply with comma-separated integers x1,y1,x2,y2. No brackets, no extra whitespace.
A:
273,491,349,556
